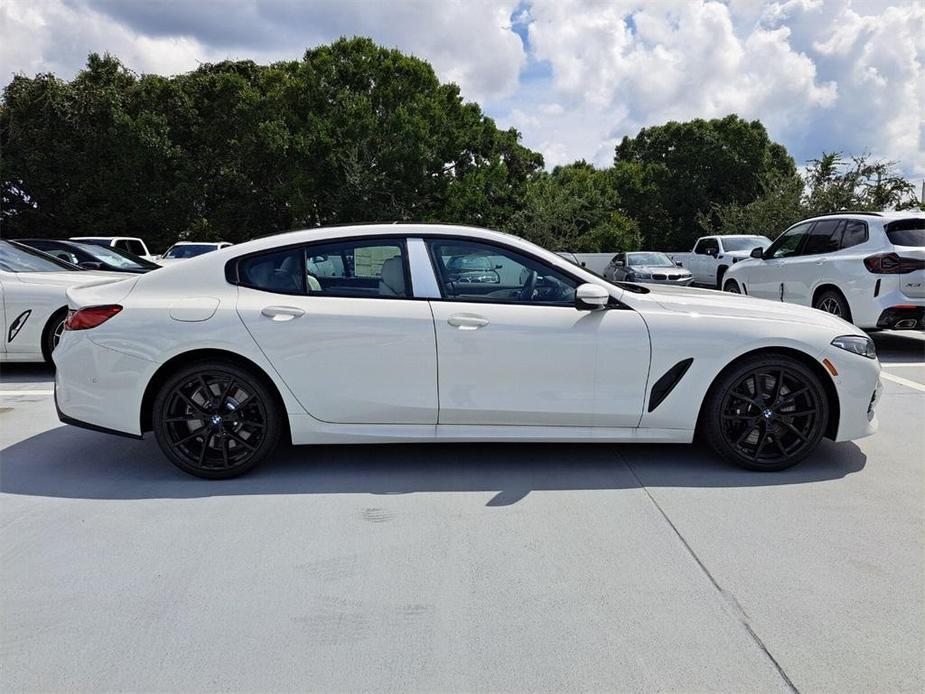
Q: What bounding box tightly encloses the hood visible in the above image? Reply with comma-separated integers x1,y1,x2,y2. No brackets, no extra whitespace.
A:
724,249,759,259
641,284,860,332
13,270,128,287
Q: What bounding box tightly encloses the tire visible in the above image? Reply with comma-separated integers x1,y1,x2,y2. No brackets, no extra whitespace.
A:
813,289,852,322
701,355,829,471
152,360,282,479
723,279,741,294
715,266,729,290
42,308,68,364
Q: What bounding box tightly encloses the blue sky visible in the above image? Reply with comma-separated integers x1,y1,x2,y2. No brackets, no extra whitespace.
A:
2,0,923,178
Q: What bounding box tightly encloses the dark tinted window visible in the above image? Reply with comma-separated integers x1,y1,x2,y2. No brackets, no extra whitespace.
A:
694,238,719,254
238,248,306,294
802,220,843,255
840,220,869,249
885,219,925,247
766,223,811,259
429,239,577,305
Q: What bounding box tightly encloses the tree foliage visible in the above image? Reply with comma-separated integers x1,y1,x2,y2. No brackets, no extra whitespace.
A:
1,39,542,250
2,43,921,254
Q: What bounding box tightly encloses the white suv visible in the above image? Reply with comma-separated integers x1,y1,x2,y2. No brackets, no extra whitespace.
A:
722,211,925,330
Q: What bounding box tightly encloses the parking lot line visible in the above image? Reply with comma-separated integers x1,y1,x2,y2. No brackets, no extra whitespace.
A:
880,363,925,368
0,390,54,396
880,372,925,392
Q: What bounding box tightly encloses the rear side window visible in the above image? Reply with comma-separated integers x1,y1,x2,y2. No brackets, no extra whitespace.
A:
305,238,408,298
237,248,307,295
840,220,868,249
885,219,925,247
802,220,843,255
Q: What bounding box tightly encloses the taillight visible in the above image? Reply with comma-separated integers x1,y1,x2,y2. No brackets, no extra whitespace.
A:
863,253,925,274
64,304,123,330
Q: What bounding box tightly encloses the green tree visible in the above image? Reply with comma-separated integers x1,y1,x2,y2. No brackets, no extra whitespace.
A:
506,161,641,252
613,115,799,250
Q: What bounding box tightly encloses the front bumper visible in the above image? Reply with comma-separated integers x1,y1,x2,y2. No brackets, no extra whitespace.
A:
819,345,883,442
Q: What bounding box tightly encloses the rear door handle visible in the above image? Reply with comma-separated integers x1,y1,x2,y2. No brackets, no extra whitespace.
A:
447,314,489,330
261,305,305,321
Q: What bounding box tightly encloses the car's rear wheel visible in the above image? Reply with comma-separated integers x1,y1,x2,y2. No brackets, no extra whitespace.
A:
702,355,829,471
814,289,851,322
723,279,741,294
153,361,281,479
42,308,68,363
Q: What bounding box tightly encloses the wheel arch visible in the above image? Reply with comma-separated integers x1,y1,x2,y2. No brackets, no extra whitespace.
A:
40,306,69,363
812,283,852,315
697,346,840,440
139,348,292,442
716,264,729,287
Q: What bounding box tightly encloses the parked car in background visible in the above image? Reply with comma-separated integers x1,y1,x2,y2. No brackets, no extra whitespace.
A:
723,212,925,330
604,252,694,285
17,239,160,274
0,241,124,363
55,223,881,480
70,236,156,262
670,235,771,288
158,241,233,264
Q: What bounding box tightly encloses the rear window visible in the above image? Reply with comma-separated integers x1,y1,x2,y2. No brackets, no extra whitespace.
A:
885,219,925,247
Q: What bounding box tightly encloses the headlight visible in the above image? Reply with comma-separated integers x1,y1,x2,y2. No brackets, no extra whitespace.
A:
831,335,877,359
631,271,652,279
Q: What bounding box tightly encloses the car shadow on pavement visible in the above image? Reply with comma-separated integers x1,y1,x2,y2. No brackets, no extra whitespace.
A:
0,425,866,504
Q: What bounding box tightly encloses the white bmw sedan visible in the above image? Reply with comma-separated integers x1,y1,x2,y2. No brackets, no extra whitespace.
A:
54,224,882,479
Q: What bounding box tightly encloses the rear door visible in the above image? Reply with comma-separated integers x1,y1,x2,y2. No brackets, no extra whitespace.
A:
786,219,844,305
426,238,650,427
234,237,438,424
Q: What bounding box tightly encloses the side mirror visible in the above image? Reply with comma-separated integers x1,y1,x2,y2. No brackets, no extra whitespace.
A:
706,248,718,256
750,247,764,259
78,261,103,270
675,260,683,267
576,283,609,309
613,260,624,267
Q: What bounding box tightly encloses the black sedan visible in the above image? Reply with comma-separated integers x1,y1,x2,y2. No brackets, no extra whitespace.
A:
16,239,160,274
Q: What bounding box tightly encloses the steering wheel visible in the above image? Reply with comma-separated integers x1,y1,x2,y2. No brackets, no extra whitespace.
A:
518,270,537,302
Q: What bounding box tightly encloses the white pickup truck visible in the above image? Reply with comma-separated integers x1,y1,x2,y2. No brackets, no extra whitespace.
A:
669,235,771,288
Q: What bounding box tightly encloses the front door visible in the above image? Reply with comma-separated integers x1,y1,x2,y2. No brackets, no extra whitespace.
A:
235,238,438,425
746,222,812,299
426,238,650,427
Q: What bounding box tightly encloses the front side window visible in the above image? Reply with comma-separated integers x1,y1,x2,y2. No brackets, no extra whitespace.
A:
428,239,577,305
695,238,719,255
766,223,811,259
801,220,844,256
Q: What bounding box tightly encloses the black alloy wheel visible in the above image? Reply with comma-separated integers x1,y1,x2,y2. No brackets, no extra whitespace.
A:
723,280,741,294
153,361,281,479
702,355,829,471
42,309,69,363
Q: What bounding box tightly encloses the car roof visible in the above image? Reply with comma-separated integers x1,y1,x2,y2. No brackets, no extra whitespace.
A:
801,210,925,224
170,241,226,245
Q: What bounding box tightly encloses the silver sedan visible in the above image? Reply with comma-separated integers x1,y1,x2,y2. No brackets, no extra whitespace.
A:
604,252,694,285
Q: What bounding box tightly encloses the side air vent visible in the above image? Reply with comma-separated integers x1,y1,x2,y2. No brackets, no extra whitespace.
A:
648,358,694,412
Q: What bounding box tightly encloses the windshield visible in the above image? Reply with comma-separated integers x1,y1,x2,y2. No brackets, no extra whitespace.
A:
73,243,151,269
0,241,76,272
164,244,218,259
885,219,925,247
721,237,771,252
628,252,674,267
73,238,114,248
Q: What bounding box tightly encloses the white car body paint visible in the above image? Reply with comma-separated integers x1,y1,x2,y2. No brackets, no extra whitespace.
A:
54,224,881,449
724,212,925,329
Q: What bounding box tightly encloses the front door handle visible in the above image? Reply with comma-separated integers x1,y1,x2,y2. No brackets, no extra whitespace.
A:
447,314,489,330
261,305,305,321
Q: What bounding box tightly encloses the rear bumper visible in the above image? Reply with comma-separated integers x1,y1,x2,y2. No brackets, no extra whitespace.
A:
54,331,155,437
875,305,925,330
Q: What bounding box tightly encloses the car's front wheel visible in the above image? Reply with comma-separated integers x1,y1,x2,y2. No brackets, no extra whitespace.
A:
701,355,829,471
152,361,282,479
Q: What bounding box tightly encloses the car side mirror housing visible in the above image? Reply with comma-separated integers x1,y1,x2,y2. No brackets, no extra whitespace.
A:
750,247,764,259
576,283,610,309
706,248,718,256
675,260,683,267
613,260,624,267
